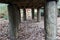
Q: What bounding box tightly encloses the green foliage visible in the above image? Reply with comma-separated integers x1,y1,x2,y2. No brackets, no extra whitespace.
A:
0,4,8,19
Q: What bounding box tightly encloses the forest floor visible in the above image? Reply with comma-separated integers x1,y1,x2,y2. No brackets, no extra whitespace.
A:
0,17,60,40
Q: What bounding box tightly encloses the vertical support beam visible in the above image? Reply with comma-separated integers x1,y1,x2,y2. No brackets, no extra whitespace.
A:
23,8,26,21
44,0,58,40
37,9,41,22
20,9,21,22
32,8,34,19
8,4,20,40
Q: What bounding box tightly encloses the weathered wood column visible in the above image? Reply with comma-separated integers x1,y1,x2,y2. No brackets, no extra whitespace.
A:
32,8,34,19
20,9,21,22
8,4,20,40
37,9,41,22
44,0,58,40
23,8,26,21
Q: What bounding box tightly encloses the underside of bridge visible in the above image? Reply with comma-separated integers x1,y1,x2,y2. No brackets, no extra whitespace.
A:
0,0,58,40
0,0,45,8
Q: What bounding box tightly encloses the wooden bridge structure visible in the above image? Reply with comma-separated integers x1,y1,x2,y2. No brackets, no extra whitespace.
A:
0,0,58,40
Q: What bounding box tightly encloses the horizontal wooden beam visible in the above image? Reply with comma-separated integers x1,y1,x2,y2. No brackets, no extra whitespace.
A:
0,0,45,8
28,0,38,7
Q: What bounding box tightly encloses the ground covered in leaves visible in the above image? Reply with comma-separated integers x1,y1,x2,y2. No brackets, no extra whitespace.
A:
0,17,60,40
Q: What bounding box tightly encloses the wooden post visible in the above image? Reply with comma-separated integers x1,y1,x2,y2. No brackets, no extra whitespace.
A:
8,4,20,40
20,9,21,22
37,9,41,22
44,0,58,40
23,8,26,21
32,8,34,19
